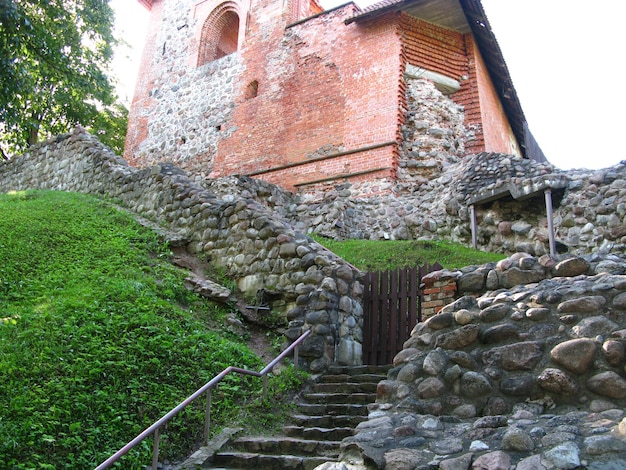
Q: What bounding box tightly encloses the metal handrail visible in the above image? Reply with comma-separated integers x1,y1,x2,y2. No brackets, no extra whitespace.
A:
94,329,311,470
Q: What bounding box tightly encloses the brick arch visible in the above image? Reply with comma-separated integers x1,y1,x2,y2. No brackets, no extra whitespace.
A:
198,2,241,66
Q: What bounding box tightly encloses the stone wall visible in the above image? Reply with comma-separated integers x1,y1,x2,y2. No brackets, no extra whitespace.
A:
398,78,467,183
340,251,626,469
233,151,626,257
3,126,626,374
125,0,243,179
0,128,364,372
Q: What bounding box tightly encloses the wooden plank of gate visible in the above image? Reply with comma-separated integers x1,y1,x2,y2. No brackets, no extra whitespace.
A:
388,268,398,364
370,271,380,365
399,267,408,356
362,272,371,365
380,270,389,365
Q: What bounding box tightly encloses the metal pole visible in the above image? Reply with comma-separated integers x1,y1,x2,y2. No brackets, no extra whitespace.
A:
95,330,311,470
470,204,477,249
151,427,160,470
544,188,556,255
262,374,268,400
294,345,299,372
204,389,212,445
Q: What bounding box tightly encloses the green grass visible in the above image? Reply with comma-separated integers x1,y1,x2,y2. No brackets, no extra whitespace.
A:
311,235,503,271
0,190,306,469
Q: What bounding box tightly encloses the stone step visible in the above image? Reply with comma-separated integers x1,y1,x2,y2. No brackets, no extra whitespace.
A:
282,425,355,440
326,364,391,375
302,392,376,404
227,436,342,456
210,451,336,470
290,413,367,428
317,373,388,384
296,403,369,416
187,366,384,469
312,381,378,393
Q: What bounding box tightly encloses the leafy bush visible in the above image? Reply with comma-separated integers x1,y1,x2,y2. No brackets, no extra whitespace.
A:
0,190,284,469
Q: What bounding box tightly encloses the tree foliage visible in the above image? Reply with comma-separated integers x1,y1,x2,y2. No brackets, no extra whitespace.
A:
0,0,128,158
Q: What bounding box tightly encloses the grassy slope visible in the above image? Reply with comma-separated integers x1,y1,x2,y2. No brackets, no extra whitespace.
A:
0,190,299,469
311,235,503,271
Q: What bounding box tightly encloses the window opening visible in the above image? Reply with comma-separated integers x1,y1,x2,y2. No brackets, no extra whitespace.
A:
198,3,240,66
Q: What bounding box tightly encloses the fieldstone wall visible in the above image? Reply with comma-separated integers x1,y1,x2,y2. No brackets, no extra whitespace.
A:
336,252,626,469
387,251,626,418
126,0,243,179
0,128,363,372
225,152,626,258
398,78,467,183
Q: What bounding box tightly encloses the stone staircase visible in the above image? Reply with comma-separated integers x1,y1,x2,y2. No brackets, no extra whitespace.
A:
196,364,390,470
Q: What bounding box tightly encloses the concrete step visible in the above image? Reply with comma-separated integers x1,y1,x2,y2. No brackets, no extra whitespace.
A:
283,425,355,440
290,413,367,428
317,373,388,384
302,392,376,404
228,436,342,456
326,364,391,375
295,402,369,416
311,381,378,393
210,452,336,470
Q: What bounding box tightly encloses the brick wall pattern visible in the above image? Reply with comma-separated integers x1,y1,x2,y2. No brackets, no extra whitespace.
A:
125,0,524,192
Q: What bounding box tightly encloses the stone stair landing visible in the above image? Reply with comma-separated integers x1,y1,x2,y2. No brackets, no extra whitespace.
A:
188,364,390,470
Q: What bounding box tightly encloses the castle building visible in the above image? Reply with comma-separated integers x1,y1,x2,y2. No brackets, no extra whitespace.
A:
127,0,545,191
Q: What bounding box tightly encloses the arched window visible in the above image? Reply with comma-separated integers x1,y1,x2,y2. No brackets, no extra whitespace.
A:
198,3,240,66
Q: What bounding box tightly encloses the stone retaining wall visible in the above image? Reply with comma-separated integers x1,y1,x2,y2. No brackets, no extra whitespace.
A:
212,152,626,257
4,127,626,373
338,251,626,468
385,251,626,417
0,128,363,372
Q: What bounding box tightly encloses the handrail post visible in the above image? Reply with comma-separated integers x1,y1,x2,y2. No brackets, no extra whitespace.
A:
151,427,160,470
94,330,310,470
545,188,556,255
204,388,212,445
262,374,268,400
294,344,299,372
470,204,477,249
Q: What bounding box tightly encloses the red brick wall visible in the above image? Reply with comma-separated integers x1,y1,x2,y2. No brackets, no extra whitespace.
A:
400,15,467,79
212,7,404,190
421,274,457,320
456,34,484,155
471,39,521,156
400,17,520,157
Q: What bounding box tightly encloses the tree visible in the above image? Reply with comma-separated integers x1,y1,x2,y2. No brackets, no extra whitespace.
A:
0,0,127,157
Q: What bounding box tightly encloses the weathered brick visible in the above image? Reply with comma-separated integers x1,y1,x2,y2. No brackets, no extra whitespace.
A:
126,0,523,192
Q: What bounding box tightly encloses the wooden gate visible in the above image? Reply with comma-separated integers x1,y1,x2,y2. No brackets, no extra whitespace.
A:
362,263,442,365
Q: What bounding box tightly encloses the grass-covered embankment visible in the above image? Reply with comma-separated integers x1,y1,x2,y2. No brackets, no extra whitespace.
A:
0,190,302,469
311,235,503,271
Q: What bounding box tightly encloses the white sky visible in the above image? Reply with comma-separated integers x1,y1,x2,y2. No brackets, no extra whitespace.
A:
110,0,626,171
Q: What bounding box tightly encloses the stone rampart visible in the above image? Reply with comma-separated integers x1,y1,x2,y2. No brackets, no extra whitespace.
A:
341,252,626,468
0,128,363,372
225,152,626,257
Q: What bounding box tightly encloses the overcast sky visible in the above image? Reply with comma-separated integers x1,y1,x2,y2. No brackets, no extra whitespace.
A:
110,0,626,171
